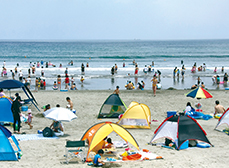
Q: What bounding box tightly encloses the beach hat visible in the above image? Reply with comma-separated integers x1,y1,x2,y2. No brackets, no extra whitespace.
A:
27,109,32,113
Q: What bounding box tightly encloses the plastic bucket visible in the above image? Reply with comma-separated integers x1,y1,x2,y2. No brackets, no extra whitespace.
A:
167,111,176,118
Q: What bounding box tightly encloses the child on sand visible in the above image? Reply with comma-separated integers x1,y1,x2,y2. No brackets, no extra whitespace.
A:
93,149,105,167
27,109,33,129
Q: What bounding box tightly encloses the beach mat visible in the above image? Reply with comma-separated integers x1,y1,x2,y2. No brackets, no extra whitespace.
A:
14,134,59,141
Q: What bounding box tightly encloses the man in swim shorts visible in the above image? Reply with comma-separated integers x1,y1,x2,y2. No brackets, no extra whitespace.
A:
214,100,225,117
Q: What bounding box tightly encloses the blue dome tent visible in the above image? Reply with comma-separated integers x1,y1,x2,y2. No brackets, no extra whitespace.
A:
0,125,22,161
0,97,14,123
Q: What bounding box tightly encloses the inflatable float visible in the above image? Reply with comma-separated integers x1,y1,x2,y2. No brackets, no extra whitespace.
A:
60,89,68,92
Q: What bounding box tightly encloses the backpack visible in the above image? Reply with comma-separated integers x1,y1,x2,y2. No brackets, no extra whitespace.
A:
43,127,54,137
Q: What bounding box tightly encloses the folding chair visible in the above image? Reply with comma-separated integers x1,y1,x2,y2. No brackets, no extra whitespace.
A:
64,140,86,164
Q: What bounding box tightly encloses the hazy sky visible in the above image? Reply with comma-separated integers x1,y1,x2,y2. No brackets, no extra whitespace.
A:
0,0,228,40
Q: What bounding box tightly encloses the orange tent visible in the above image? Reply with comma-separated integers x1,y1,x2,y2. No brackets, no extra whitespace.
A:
81,122,139,158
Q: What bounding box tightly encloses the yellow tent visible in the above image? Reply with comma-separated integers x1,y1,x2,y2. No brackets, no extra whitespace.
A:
81,122,139,158
117,101,151,129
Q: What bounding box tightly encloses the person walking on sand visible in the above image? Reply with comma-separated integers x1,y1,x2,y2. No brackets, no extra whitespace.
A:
66,97,73,111
151,75,158,96
27,109,33,129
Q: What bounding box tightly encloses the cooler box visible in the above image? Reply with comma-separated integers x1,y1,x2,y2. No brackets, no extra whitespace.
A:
21,106,28,112
167,111,176,118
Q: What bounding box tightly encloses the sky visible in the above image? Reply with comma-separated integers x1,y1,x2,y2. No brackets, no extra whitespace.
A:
0,0,228,40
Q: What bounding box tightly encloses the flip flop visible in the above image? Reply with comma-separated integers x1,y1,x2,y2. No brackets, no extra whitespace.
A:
152,119,158,122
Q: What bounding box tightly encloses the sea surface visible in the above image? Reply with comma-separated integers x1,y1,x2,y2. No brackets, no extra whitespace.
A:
0,39,229,91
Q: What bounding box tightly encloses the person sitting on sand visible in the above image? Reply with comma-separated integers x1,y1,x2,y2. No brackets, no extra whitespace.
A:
50,120,64,135
113,86,120,94
104,138,114,149
92,137,107,154
184,102,195,114
70,83,77,90
191,84,198,89
201,82,205,88
126,81,134,90
93,149,105,167
214,100,225,117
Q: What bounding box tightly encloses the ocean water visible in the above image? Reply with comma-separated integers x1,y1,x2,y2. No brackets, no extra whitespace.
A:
0,39,229,91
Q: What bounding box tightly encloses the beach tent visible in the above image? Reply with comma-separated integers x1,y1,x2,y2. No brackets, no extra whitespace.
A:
0,125,21,160
149,115,212,150
117,101,151,129
81,122,139,158
0,80,39,111
97,94,127,118
0,96,14,123
215,108,229,130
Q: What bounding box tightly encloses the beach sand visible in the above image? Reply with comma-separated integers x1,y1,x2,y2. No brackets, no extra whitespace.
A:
2,89,229,168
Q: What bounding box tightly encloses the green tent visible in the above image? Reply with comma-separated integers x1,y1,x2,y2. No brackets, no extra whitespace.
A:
98,94,127,119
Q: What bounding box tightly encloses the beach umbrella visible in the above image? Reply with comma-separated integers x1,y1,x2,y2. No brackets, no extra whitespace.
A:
43,107,77,122
186,87,213,99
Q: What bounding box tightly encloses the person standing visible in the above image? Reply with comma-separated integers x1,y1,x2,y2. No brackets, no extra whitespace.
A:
111,66,115,76
113,86,120,94
63,75,70,90
57,75,61,90
134,65,139,75
10,70,15,80
0,88,5,97
151,75,158,97
81,63,85,74
114,64,118,73
11,96,22,134
223,73,228,85
18,70,23,82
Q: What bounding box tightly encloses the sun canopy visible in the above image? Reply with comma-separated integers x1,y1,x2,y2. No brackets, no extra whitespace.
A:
0,80,39,111
81,122,139,158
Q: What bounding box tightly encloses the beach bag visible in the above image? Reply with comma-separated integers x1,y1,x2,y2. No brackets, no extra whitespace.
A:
43,127,54,137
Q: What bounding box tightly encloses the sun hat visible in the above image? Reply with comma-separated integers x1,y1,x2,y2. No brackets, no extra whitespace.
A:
27,109,32,113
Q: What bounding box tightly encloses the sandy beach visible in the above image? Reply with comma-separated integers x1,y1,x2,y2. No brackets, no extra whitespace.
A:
2,89,229,168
